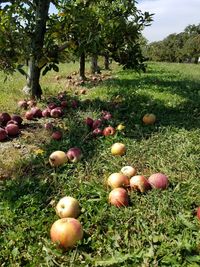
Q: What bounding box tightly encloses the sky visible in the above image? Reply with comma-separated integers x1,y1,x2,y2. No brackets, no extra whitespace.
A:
137,0,200,43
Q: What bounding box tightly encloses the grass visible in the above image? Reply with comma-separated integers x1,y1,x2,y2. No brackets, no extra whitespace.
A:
0,61,200,266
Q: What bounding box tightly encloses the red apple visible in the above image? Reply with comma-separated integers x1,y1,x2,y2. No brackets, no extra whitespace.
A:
66,147,82,163
61,100,68,108
102,111,112,120
6,120,18,126
103,126,116,136
92,128,103,137
11,114,23,125
52,131,62,141
31,107,42,118
92,119,102,130
44,122,54,131
111,143,126,156
109,188,129,207
5,124,20,136
0,112,11,126
0,127,7,141
85,117,94,128
42,108,51,117
120,166,137,178
142,113,156,125
49,151,68,167
56,196,80,219
50,108,62,118
18,100,28,109
48,102,57,110
71,100,78,109
130,175,151,193
50,218,83,249
25,110,34,120
107,173,130,189
148,173,168,190
27,99,37,107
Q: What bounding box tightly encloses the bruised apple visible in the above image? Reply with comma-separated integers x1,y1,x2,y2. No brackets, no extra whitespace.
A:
49,151,68,167
130,175,151,193
50,218,83,249
103,126,116,136
56,196,80,219
66,147,82,163
109,188,129,207
121,166,136,178
107,173,129,189
142,113,156,125
111,143,126,156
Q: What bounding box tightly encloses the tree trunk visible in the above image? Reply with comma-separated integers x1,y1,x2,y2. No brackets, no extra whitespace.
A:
104,54,110,70
91,54,101,74
26,0,50,99
79,52,86,80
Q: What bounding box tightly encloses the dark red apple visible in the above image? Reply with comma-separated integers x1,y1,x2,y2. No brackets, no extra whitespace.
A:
92,119,102,130
6,120,18,126
11,114,23,125
103,126,116,136
42,108,51,117
31,107,42,118
0,127,7,141
5,124,20,136
0,112,11,126
85,117,94,128
52,131,62,140
92,128,103,137
61,101,68,108
66,147,82,163
48,102,57,110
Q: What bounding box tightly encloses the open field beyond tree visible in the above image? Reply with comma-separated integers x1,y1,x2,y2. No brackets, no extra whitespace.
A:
0,62,200,266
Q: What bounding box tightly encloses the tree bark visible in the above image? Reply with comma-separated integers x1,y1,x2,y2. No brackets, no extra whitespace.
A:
26,0,50,99
79,52,86,80
91,54,101,74
104,53,110,70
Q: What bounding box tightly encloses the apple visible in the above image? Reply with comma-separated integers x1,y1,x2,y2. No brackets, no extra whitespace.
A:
92,119,102,130
42,108,51,117
0,112,11,126
130,175,151,193
111,142,126,156
50,218,83,249
58,92,66,101
61,100,68,108
85,117,94,128
18,100,28,109
116,124,125,131
197,207,200,220
48,102,57,110
44,122,54,131
31,107,42,118
11,114,23,125
103,126,116,136
142,113,156,125
120,166,136,178
52,131,62,141
80,89,86,95
56,196,80,219
6,120,18,126
5,124,20,136
107,173,129,189
92,128,103,137
66,147,82,163
109,188,129,208
49,151,68,167
71,100,78,109
102,111,112,120
25,110,34,120
0,127,7,141
148,173,168,190
50,108,62,118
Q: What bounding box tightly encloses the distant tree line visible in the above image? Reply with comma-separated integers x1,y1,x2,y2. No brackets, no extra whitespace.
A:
146,23,200,63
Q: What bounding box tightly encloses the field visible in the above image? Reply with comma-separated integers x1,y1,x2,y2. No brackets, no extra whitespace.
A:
0,61,200,266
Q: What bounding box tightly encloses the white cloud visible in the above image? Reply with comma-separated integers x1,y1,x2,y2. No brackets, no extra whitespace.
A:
137,0,200,43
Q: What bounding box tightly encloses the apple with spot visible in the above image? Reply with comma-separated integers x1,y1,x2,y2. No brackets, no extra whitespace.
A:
49,151,68,167
42,108,51,117
103,126,116,136
109,188,129,207
56,196,80,219
130,175,151,193
66,147,82,163
50,218,83,249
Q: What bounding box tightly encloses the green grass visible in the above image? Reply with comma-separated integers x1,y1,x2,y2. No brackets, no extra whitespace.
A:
0,61,200,266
